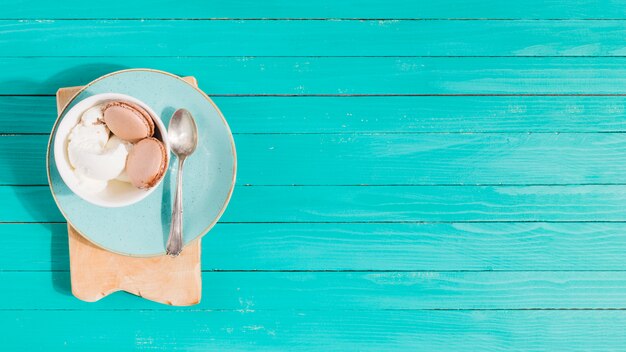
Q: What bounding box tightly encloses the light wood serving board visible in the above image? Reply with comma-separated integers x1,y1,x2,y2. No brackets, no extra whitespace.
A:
55,76,202,306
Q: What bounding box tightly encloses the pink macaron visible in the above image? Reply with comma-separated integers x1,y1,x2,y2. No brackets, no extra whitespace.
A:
103,101,155,142
126,137,168,189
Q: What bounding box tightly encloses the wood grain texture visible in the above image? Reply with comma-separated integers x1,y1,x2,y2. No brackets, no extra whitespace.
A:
6,0,626,19
6,57,626,95
9,222,626,271
10,271,626,309
2,96,626,134
2,0,626,19
6,133,626,185
4,20,626,56
6,185,626,223
68,226,201,305
4,310,626,351
3,2,626,349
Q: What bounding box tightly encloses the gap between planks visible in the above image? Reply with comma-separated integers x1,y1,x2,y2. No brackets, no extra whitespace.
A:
5,132,626,135
6,220,626,224
9,18,626,21
10,55,626,58
8,183,626,187
1,308,626,311
9,269,626,273
11,94,626,97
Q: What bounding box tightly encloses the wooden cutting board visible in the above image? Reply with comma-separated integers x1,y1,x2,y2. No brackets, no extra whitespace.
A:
55,77,202,306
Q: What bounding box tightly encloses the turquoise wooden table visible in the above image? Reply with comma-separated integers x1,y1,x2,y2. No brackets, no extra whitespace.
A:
4,0,626,350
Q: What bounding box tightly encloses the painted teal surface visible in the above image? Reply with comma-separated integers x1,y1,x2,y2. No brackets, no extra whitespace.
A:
7,20,626,56
5,0,626,19
8,57,626,95
4,1,626,351
7,0,626,19
7,310,626,351
10,222,626,271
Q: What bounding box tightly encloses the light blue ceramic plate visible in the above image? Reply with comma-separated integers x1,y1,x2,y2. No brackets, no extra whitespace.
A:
47,69,237,256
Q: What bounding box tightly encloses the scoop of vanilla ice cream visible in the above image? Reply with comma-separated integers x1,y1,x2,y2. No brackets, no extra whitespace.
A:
115,170,132,183
81,105,105,125
67,105,132,193
70,135,129,181
114,140,134,183
74,169,108,193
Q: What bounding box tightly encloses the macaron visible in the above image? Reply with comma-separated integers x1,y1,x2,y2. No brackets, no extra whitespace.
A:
126,137,168,189
102,101,155,142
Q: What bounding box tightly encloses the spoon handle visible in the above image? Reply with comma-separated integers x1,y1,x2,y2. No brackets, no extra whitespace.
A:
166,157,185,256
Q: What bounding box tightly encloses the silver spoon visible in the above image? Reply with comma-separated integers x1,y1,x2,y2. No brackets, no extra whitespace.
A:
166,108,198,256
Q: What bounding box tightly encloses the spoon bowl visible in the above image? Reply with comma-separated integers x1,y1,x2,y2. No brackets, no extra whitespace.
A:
169,109,198,157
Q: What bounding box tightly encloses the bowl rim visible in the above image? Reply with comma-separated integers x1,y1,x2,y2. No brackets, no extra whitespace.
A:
46,68,238,257
53,92,170,208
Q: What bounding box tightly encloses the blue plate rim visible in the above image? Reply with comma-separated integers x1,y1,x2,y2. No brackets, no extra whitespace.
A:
45,68,238,257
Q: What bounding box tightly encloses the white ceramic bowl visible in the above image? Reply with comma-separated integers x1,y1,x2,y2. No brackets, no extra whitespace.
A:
53,93,170,207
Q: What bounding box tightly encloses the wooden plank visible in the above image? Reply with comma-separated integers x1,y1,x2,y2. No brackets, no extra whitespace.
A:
9,222,626,271
235,133,626,185
6,185,626,223
0,96,56,133
6,0,626,19
2,0,626,19
5,57,626,95
8,133,626,185
6,310,626,351
2,186,63,221
224,185,626,222
4,20,626,56
7,271,626,310
4,96,626,134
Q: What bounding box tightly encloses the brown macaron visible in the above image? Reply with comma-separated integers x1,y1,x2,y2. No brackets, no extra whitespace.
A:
103,101,155,142
126,137,168,189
